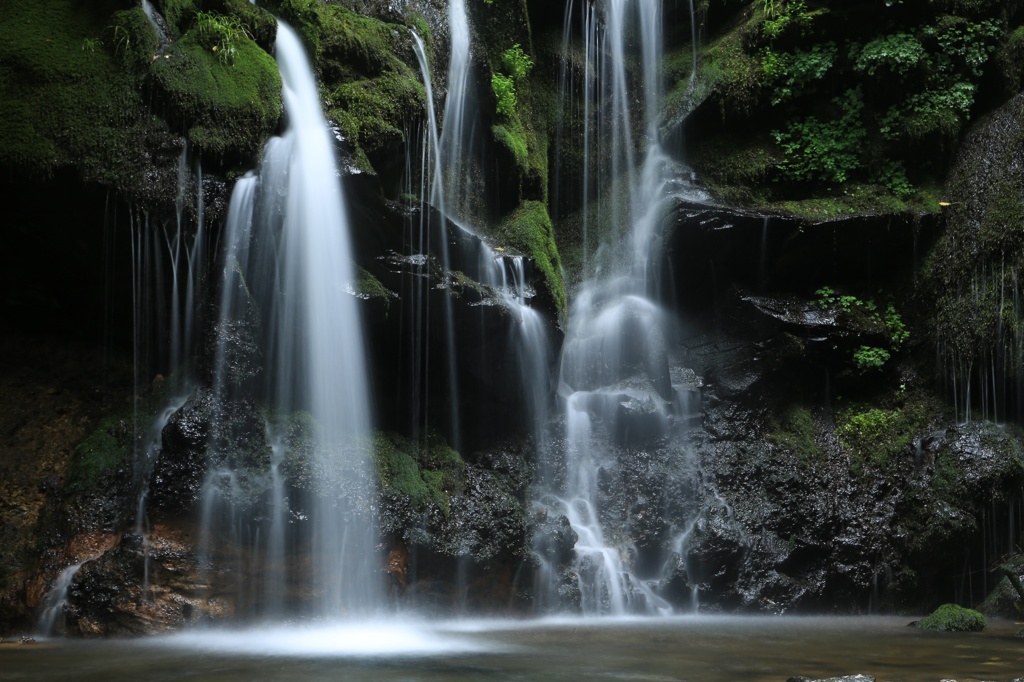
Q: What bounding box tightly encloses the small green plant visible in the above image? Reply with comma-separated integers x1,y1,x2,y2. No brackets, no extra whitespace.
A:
852,33,926,76
761,43,836,105
194,11,252,65
502,43,533,80
926,17,1002,78
837,408,898,464
853,345,891,371
492,43,533,119
762,0,815,40
814,287,909,370
884,303,909,346
880,82,976,140
874,159,915,199
81,37,103,52
111,24,132,57
773,88,866,185
769,406,821,462
492,73,516,117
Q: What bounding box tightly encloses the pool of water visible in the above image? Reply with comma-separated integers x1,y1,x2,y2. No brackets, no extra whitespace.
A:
2,616,1022,681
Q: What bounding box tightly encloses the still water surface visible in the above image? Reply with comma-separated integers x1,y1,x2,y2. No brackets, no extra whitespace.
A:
2,616,1022,681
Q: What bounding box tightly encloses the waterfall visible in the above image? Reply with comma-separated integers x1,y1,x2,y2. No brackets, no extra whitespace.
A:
410,21,552,459
535,0,709,615
438,0,473,216
37,562,86,636
205,21,378,618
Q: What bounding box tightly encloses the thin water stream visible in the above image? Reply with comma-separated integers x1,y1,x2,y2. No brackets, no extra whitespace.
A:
5,617,1023,681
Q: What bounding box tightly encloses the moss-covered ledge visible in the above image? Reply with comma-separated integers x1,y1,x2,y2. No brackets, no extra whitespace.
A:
268,0,427,175
0,0,283,204
151,26,282,165
496,200,566,318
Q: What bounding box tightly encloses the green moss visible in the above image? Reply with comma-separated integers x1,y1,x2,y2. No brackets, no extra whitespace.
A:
838,392,940,469
353,267,396,310
497,200,566,316
998,25,1024,88
0,2,156,188
327,69,423,164
979,178,1024,247
769,406,822,462
373,431,465,517
690,135,777,206
151,29,281,162
838,408,900,464
702,23,762,117
916,603,986,631
492,124,528,166
409,14,430,47
67,415,133,494
767,184,942,222
156,0,198,37
270,2,424,169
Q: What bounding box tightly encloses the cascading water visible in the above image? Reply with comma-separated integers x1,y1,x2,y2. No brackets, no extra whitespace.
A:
438,0,474,217
200,21,378,618
409,19,552,455
534,0,710,615
37,562,86,636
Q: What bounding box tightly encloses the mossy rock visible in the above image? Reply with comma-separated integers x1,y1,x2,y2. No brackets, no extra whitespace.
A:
496,200,566,317
150,27,281,166
373,431,465,518
0,1,164,195
769,405,822,463
66,415,134,495
916,603,986,631
269,1,425,170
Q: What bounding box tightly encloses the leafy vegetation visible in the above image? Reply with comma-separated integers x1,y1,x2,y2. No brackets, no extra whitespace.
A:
815,287,909,371
853,346,891,371
773,89,866,185
693,0,1015,210
851,33,926,76
492,43,534,119
761,43,836,105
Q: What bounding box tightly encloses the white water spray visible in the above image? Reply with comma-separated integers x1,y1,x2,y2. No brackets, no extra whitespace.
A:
207,21,378,618
536,0,709,615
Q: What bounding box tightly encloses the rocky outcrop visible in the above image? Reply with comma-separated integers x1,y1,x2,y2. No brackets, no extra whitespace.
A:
5,0,1024,638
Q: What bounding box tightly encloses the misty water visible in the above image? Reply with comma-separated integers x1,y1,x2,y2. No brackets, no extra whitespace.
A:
5,617,1024,681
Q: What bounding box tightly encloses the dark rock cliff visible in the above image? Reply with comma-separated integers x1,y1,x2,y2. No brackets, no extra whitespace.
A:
3,0,1024,634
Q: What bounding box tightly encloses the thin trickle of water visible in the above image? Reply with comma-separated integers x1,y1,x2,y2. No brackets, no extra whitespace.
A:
410,23,551,458
37,562,86,636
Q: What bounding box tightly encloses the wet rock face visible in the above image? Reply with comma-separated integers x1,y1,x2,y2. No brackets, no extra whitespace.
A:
150,389,271,517
384,442,536,614
688,346,1024,614
61,526,232,637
